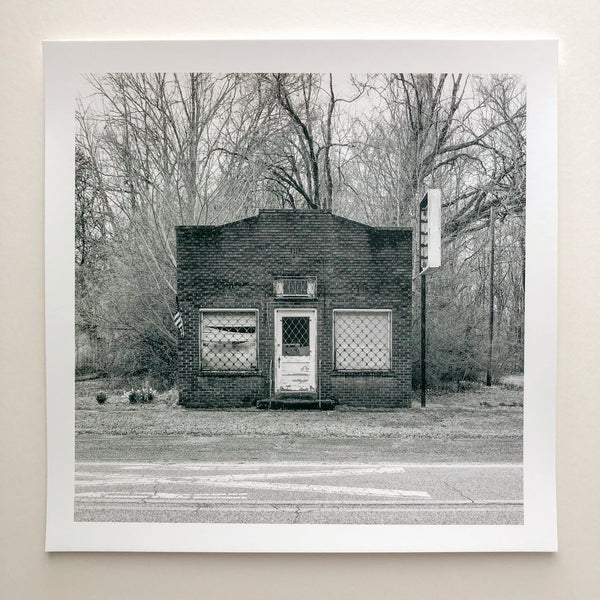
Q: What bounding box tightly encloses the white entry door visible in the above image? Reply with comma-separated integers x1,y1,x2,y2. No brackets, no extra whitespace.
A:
274,309,317,393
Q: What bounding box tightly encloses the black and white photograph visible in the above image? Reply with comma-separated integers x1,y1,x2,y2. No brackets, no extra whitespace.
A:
44,41,557,552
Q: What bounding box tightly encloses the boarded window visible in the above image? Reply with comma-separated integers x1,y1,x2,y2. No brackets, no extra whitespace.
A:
334,310,391,371
200,311,257,371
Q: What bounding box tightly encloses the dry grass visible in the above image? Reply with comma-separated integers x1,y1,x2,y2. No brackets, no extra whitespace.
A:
75,380,522,440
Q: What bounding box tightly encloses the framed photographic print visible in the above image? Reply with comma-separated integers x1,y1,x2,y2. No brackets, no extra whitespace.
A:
44,39,557,552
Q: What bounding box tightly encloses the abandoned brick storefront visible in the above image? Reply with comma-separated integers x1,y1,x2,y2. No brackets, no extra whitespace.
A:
176,210,412,408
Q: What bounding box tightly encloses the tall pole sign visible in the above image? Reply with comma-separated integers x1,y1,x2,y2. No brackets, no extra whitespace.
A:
486,202,496,386
419,189,441,407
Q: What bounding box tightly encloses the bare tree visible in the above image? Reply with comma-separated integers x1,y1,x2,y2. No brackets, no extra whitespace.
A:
76,73,262,378
75,71,527,386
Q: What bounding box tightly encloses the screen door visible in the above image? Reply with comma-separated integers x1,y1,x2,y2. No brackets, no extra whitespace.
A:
274,309,317,392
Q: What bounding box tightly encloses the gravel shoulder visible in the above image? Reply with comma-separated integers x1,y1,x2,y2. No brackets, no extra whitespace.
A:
76,384,523,439
75,383,523,464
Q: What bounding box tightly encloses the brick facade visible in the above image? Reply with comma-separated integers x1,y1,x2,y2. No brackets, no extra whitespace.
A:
176,210,413,408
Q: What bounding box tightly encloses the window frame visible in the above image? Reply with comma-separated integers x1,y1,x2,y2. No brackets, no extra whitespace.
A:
332,309,393,373
198,308,260,373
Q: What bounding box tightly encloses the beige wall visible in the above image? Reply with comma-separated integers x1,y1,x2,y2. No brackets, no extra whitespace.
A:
1,1,599,598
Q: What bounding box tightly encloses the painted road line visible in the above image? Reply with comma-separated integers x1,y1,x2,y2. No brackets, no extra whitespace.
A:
76,466,409,486
77,492,248,500
76,471,413,492
204,466,407,480
75,495,521,506
181,479,431,498
74,462,523,501
76,502,523,511
75,476,430,498
76,465,518,486
392,463,522,469
76,461,523,470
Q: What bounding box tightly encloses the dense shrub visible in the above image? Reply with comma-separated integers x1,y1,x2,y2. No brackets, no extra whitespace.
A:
128,386,156,404
96,391,107,404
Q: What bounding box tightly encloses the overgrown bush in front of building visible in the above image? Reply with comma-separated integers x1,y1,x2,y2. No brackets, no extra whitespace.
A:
128,386,157,404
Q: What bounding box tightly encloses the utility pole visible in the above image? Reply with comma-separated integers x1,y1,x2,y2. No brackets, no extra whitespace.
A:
486,203,496,387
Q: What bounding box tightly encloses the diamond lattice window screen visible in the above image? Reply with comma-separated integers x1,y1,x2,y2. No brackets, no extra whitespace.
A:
200,311,257,370
334,311,391,371
282,316,310,356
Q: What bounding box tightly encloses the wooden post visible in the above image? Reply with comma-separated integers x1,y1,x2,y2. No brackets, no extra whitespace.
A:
269,359,273,408
486,204,495,387
421,272,427,407
318,359,322,409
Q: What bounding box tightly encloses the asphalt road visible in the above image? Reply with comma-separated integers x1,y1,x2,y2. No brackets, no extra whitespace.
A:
76,435,522,464
75,460,523,524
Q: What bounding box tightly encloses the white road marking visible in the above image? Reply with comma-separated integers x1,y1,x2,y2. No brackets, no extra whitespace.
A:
76,461,522,470
186,479,430,498
391,463,522,469
78,492,248,500
76,481,428,499
73,461,523,525
75,463,429,499
74,462,524,502
77,502,523,512
76,497,522,506
77,465,407,483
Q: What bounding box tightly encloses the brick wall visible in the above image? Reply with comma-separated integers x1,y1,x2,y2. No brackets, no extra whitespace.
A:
176,210,413,408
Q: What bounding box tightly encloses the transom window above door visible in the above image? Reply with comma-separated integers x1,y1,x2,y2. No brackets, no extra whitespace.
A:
273,277,317,299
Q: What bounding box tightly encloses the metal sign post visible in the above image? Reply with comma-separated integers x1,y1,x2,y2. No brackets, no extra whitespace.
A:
420,271,427,407
486,202,496,387
418,189,441,408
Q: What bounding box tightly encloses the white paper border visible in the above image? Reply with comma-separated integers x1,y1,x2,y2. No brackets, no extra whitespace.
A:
44,40,557,552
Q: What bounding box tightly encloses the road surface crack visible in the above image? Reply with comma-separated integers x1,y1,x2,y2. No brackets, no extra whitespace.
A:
442,480,475,503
